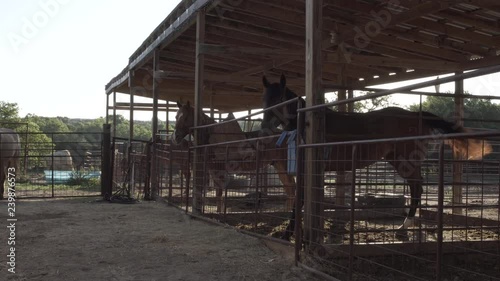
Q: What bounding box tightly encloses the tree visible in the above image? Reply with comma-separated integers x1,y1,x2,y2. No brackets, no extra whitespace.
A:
326,92,396,113
0,101,21,128
26,115,70,133
408,95,500,129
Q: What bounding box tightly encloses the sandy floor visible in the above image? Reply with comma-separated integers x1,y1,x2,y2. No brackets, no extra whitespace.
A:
0,197,321,281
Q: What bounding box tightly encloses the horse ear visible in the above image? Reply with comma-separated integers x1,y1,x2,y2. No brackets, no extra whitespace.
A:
262,76,271,88
177,101,182,108
280,73,286,89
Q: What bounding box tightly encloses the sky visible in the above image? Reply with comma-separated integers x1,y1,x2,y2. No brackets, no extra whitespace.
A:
1,0,499,121
1,0,180,120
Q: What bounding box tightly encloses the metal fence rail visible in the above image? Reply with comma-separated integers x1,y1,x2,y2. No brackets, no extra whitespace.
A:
296,133,500,281
1,131,103,198
111,138,150,199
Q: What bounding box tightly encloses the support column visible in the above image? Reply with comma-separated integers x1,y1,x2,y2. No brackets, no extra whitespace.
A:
193,10,206,214
304,0,325,248
336,65,348,207
101,124,112,197
113,91,117,138
129,70,134,142
128,70,135,197
152,49,160,140
150,49,160,200
453,71,464,215
347,87,354,113
105,93,110,124
166,101,170,134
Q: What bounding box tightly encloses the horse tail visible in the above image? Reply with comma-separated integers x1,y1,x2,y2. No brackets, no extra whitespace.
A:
421,111,492,160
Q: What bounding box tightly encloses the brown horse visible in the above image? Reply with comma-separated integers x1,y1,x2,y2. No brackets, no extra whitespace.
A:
172,101,296,212
262,74,492,240
0,128,21,200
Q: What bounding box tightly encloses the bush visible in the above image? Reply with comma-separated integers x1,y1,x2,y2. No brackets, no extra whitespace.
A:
66,170,100,187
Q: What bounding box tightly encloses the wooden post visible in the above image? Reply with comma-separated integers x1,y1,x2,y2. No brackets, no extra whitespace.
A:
128,70,134,189
336,64,348,207
304,0,325,248
112,91,117,138
101,124,112,197
193,10,206,214
151,49,160,200
453,71,464,215
129,70,134,143
338,65,347,112
105,93,110,124
152,49,160,139
347,88,354,113
166,101,170,134
209,91,215,119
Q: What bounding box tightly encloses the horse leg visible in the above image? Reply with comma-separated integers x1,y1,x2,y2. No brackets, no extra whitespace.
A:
281,176,304,241
274,160,295,211
210,170,225,213
387,153,423,240
396,177,423,239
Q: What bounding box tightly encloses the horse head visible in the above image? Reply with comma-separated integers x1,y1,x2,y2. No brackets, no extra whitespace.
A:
261,74,302,131
172,101,194,145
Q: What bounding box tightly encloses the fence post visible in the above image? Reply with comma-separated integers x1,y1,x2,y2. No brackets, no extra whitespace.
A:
51,133,55,198
101,124,112,197
304,0,325,249
436,141,445,281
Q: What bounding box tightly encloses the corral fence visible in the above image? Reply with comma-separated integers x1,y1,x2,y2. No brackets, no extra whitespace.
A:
149,101,301,245
109,137,151,200
287,84,500,280
1,129,103,198
295,130,500,281
105,92,500,280
145,95,500,281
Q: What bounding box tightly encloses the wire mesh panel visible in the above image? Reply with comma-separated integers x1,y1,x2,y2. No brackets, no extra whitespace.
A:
3,132,103,198
299,134,500,281
188,135,297,240
155,138,192,209
111,138,150,199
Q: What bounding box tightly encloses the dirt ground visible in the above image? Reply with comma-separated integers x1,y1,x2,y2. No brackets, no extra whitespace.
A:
0,197,322,281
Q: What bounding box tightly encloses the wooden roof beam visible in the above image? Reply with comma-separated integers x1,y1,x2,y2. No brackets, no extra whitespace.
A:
460,54,500,70
367,33,467,61
326,53,461,71
324,0,453,49
217,0,305,27
206,27,306,52
355,69,446,88
409,18,500,48
387,26,494,57
199,44,303,58
438,9,500,34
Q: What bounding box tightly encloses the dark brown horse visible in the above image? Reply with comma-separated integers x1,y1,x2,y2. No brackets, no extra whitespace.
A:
262,74,492,240
172,101,296,212
0,128,21,200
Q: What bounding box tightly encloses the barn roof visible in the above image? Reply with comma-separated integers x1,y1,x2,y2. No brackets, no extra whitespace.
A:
105,0,500,112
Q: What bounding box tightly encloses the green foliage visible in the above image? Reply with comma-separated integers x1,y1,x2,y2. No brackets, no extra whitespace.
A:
0,101,21,127
408,95,500,129
66,170,99,186
0,101,19,123
326,92,396,113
